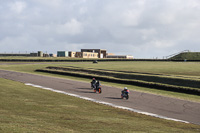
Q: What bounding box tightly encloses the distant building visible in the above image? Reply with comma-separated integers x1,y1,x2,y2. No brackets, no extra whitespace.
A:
72,52,98,58
68,51,76,58
106,55,133,59
38,51,43,57
75,52,82,58
82,52,98,58
0,53,30,57
43,53,49,57
30,53,38,57
49,54,57,57
57,51,68,57
0,51,44,57
81,49,107,58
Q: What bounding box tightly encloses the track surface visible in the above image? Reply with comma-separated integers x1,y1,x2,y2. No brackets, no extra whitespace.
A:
0,69,200,125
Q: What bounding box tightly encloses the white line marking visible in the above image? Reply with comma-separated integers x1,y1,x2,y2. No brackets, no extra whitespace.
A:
25,83,190,124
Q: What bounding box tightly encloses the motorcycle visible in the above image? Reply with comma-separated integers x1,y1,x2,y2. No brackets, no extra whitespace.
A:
121,91,129,99
94,84,102,93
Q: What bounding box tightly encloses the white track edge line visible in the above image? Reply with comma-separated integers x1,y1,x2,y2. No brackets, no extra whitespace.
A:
25,83,190,124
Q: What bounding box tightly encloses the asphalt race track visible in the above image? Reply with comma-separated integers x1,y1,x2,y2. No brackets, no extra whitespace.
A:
0,69,200,125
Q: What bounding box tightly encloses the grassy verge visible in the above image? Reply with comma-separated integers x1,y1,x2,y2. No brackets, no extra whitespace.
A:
0,62,200,102
0,78,200,132
1,61,200,76
62,61,200,77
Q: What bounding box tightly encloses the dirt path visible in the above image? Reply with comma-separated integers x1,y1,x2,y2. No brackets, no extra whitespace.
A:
0,69,200,125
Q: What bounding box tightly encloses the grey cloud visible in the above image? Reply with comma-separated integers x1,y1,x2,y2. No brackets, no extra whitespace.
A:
0,0,200,58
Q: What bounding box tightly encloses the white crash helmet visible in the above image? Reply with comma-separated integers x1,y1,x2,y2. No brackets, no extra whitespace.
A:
124,87,127,90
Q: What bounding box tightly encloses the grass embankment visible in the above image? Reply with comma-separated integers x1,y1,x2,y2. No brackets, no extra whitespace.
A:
36,66,200,95
170,52,200,60
0,78,200,132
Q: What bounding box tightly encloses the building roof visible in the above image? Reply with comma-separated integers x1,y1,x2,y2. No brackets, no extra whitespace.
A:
81,49,106,51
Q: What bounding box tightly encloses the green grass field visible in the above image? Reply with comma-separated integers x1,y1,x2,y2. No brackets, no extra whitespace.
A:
0,78,200,132
66,61,200,77
1,61,200,76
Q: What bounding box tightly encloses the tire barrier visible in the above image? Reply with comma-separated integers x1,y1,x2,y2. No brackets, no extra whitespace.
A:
46,66,200,89
35,69,200,96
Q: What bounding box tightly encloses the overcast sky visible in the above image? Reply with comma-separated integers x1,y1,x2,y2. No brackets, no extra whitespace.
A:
0,0,200,58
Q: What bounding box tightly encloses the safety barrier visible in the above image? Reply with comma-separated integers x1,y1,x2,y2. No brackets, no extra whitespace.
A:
35,69,200,96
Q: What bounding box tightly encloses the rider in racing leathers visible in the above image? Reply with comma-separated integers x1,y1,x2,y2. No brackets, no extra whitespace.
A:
91,78,97,89
121,87,129,95
95,80,100,89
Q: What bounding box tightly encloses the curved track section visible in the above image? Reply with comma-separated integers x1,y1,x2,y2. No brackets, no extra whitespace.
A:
0,69,200,125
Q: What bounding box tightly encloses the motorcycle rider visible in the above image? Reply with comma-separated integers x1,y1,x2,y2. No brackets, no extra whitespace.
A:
94,80,102,93
121,87,129,95
95,80,100,89
91,78,97,89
